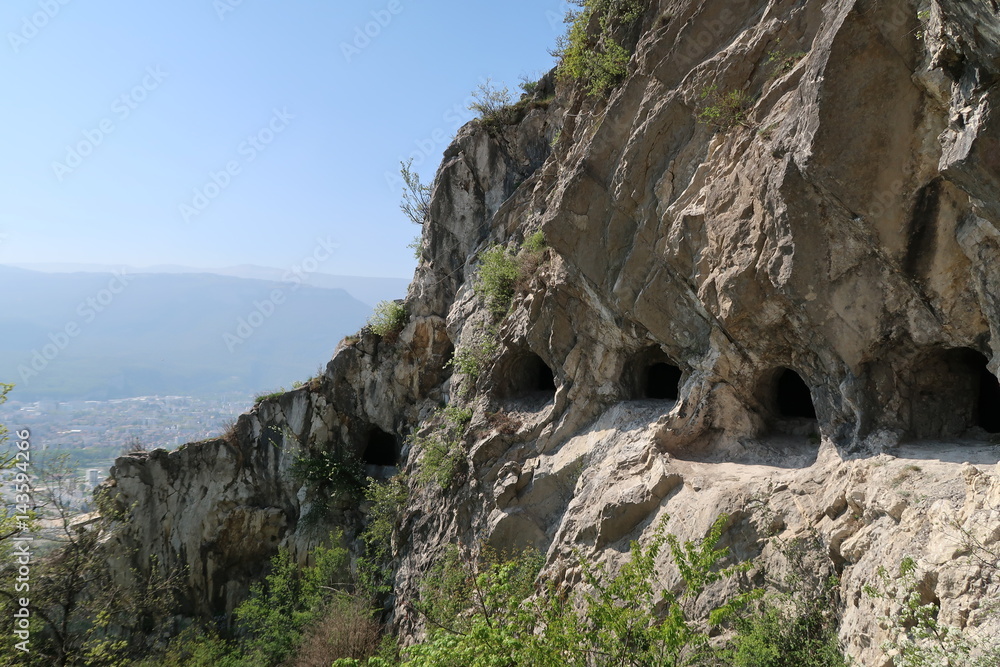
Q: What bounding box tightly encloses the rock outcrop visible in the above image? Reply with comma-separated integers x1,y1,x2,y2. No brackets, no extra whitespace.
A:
102,1,1000,664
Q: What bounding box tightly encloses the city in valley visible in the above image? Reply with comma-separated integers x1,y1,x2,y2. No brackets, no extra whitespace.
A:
0,394,253,514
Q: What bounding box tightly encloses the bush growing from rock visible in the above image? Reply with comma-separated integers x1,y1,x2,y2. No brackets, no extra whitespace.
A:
368,301,408,340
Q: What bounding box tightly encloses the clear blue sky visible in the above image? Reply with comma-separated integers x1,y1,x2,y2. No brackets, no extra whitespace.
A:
0,0,569,278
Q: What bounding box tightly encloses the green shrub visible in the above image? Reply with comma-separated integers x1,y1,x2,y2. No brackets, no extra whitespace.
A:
475,245,520,319
522,230,546,253
727,601,848,667
359,474,410,595
697,85,753,130
134,627,237,667
404,514,768,667
468,78,517,126
473,236,549,321
412,406,473,490
555,0,643,97
414,544,544,637
765,40,807,78
368,300,408,339
518,74,540,96
293,446,367,515
237,536,352,666
448,330,499,385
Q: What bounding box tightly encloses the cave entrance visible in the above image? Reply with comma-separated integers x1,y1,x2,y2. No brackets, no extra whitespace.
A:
977,354,1000,434
363,427,399,466
624,346,683,402
775,368,817,419
501,351,557,400
645,362,683,400
910,347,1000,437
518,352,555,393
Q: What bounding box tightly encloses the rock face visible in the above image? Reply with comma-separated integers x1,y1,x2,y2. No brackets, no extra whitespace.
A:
102,1,1000,664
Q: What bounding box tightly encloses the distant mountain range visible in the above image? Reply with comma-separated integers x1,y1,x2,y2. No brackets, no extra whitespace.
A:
7,263,410,309
0,265,406,402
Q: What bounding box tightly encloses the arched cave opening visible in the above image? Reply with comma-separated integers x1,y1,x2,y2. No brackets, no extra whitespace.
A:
645,362,682,400
363,427,399,466
624,346,683,401
774,368,817,419
505,351,557,397
911,348,1000,437
971,351,1000,433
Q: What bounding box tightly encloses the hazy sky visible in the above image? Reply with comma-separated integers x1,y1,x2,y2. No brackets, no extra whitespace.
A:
0,0,569,278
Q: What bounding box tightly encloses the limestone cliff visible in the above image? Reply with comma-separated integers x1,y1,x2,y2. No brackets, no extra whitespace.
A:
102,1,1000,664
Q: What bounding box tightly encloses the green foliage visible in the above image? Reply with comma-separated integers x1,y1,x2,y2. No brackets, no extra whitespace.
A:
293,446,367,511
412,406,473,490
359,474,410,595
518,74,540,95
368,300,409,339
765,39,807,77
472,236,548,321
727,599,848,667
409,234,423,261
140,535,389,667
916,9,931,40
334,659,396,667
468,78,517,126
475,245,520,319
550,127,563,149
254,388,285,404
448,330,499,385
404,514,773,667
697,84,753,130
406,545,545,667
522,230,547,253
363,475,410,562
865,556,1000,666
231,536,349,665
0,505,180,666
134,627,237,667
400,158,432,225
555,0,643,97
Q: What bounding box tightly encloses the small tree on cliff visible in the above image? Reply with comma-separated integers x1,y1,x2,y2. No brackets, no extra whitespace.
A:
400,159,431,225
